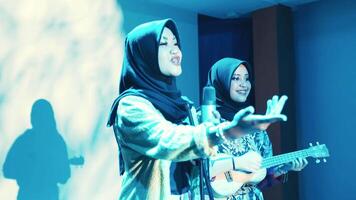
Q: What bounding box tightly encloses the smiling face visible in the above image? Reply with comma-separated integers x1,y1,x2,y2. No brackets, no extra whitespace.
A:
158,27,182,77
229,64,251,103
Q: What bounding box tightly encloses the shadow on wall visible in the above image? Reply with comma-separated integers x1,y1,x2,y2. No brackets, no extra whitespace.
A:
3,99,84,200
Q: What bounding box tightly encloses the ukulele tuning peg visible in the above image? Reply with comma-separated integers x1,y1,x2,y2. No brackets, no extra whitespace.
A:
323,158,327,163
309,143,313,147
315,159,321,164
316,141,320,145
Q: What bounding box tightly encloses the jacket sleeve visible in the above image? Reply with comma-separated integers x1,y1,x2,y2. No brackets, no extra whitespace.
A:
115,95,216,161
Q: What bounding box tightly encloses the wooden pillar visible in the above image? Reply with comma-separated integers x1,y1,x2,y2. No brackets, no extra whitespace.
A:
252,5,298,200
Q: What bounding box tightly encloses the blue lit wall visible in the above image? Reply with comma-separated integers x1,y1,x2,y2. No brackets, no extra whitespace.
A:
294,0,356,199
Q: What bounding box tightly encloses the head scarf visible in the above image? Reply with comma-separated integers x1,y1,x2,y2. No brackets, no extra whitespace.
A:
207,57,252,121
107,19,190,126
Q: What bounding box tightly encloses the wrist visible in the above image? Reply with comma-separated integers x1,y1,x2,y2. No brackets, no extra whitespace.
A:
277,165,289,175
206,123,229,146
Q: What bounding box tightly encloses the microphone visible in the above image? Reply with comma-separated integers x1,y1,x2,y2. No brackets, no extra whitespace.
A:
201,86,231,135
200,85,216,200
200,85,245,136
201,86,216,123
201,85,231,134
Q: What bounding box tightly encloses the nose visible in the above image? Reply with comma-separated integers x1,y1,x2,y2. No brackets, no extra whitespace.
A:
170,46,179,54
239,80,248,88
170,49,177,54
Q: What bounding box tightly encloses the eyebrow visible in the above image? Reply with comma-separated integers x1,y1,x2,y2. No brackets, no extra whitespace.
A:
161,36,177,41
232,74,249,76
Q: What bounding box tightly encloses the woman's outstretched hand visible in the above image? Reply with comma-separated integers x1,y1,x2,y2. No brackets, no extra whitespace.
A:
206,96,288,139
237,95,288,131
266,95,288,117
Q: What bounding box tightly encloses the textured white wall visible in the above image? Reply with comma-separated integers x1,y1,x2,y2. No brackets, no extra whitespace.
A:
0,0,200,199
0,0,123,199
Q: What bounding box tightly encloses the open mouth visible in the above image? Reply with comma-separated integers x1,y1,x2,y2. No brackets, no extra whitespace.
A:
236,90,248,95
171,56,181,65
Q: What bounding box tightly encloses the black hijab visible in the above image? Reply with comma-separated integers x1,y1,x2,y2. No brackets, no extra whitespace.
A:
207,57,252,121
107,19,189,126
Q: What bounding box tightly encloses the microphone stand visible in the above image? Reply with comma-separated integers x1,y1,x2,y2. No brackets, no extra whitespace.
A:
184,100,214,200
199,86,217,200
